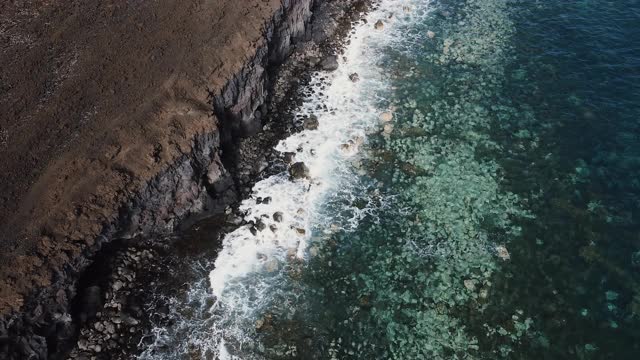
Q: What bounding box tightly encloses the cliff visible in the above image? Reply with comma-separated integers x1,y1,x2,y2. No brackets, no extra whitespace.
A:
0,0,346,357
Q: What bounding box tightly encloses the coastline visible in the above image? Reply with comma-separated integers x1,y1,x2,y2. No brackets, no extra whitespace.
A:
0,0,371,358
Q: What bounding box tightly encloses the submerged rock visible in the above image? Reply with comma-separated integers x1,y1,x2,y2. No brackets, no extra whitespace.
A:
464,279,477,291
427,30,436,39
495,245,511,261
289,162,310,179
265,258,279,273
283,152,296,164
379,111,393,122
309,246,319,257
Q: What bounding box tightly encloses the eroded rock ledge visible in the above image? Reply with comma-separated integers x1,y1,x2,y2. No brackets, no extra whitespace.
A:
0,0,370,357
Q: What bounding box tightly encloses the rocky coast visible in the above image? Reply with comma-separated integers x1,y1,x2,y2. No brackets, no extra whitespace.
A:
0,0,370,358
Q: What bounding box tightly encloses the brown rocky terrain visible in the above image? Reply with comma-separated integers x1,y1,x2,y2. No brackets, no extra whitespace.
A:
0,0,284,314
0,0,351,357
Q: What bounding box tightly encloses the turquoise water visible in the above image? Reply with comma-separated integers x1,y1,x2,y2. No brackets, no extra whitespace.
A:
261,0,640,358
142,0,640,358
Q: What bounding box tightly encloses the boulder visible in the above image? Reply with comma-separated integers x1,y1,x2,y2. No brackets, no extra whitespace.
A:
273,212,284,222
349,73,360,82
289,162,310,179
319,55,339,71
379,111,393,122
463,279,477,291
283,152,296,164
495,245,510,260
303,115,319,130
265,258,279,273
374,20,384,30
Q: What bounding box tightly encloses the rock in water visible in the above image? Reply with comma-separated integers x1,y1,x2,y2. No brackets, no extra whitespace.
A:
265,258,279,273
303,115,319,130
495,245,511,260
349,73,360,82
374,20,384,30
319,55,339,71
379,111,393,122
289,162,310,179
273,212,284,222
464,279,477,291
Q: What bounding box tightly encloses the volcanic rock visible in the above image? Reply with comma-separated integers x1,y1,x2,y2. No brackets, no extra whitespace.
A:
319,55,339,71
303,115,320,130
289,162,310,179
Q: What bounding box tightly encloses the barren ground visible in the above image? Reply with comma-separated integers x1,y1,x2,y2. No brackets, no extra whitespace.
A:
0,0,283,315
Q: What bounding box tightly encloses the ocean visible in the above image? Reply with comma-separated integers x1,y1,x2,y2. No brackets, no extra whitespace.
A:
141,0,640,358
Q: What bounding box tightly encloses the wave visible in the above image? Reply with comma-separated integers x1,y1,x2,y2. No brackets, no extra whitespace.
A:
138,1,431,358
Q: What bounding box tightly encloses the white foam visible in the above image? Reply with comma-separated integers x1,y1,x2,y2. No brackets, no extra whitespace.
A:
211,3,430,357
139,1,432,358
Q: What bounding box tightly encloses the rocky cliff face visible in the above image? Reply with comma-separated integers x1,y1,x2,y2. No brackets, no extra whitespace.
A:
0,0,322,358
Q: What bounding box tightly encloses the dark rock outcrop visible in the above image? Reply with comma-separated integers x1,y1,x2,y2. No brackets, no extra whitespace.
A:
318,55,339,71
289,162,311,179
303,114,320,130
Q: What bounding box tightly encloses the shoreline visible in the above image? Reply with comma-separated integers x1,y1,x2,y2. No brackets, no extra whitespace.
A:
0,1,373,358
